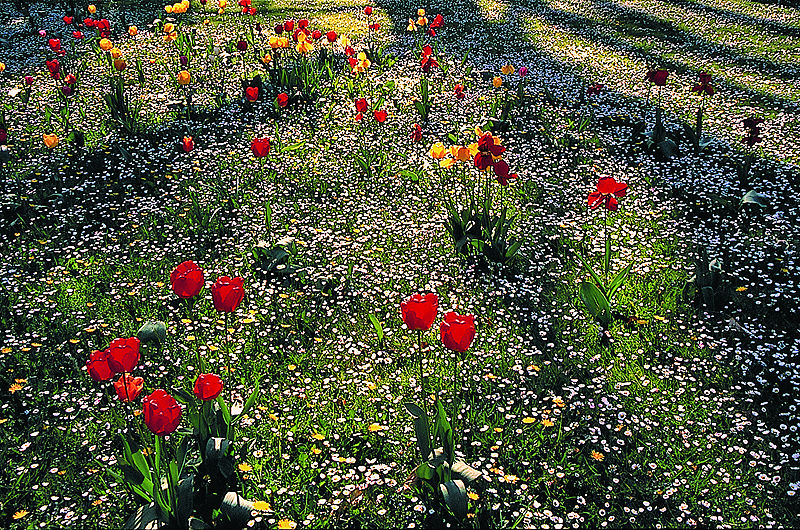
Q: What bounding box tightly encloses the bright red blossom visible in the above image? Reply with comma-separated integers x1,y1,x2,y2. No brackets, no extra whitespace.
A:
211,276,245,313
276,93,288,107
401,293,439,331
588,176,628,211
142,390,182,436
86,349,114,381
194,373,224,401
251,137,270,157
170,260,204,298
245,86,258,102
440,312,476,352
106,337,141,374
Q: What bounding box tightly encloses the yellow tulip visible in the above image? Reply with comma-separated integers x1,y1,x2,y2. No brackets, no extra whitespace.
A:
501,64,514,75
339,36,351,48
165,4,173,13
492,76,502,88
219,0,227,8
177,70,191,85
128,25,138,36
114,59,127,71
407,18,416,32
110,47,122,59
428,142,446,160
417,8,426,16
261,54,272,65
296,35,313,54
182,0,189,6
164,23,175,33
99,38,112,51
88,4,96,14
468,143,479,157
0,62,5,73
439,158,455,169
43,134,59,149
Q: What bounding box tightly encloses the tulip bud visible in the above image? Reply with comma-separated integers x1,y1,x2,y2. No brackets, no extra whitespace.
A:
179,55,188,66
114,58,127,71
24,75,34,85
0,146,11,164
88,4,96,14
61,85,73,97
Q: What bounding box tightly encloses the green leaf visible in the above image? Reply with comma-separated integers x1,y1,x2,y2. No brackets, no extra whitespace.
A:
176,475,194,528
216,395,231,426
451,461,482,485
404,402,431,461
220,492,255,527
741,190,770,208
606,262,633,300
280,141,306,153
415,462,436,481
579,281,611,327
137,321,167,345
574,250,606,295
235,380,260,423
368,314,384,341
439,479,468,520
434,400,454,463
123,502,169,530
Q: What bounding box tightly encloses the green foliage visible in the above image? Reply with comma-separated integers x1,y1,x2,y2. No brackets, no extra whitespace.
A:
445,198,522,268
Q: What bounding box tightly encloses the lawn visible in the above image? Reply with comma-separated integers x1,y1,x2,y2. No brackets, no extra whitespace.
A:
0,0,798,528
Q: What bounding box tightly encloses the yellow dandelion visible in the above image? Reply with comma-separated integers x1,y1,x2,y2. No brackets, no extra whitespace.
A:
278,519,297,530
311,433,325,441
522,417,535,424
287,364,296,371
467,492,479,501
367,423,384,432
9,383,23,393
253,500,271,511
238,462,253,473
493,427,503,433
736,286,748,292
13,510,29,520
311,447,322,455
591,450,605,461
541,419,554,428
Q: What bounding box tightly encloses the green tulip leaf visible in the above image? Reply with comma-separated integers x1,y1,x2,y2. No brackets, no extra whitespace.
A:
579,281,611,327
741,190,770,208
439,479,468,520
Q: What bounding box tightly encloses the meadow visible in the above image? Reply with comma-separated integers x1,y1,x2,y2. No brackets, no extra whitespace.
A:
0,0,798,528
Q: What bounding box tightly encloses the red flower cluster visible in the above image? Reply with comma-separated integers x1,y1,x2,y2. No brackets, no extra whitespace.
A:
741,117,764,147
645,69,669,86
587,83,604,96
588,176,628,211
473,132,517,185
692,72,714,96
353,98,386,123
401,294,476,352
46,59,60,79
84,18,111,38
420,45,439,73
239,0,256,15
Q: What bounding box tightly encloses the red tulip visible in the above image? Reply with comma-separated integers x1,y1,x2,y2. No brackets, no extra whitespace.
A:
645,69,669,86
298,18,309,29
65,73,77,85
114,374,144,402
170,260,204,298
46,59,60,76
344,45,355,57
454,84,465,100
73,31,84,39
492,160,517,186
411,123,422,143
430,13,444,29
374,109,387,122
86,349,114,381
142,389,182,436
181,136,194,153
326,31,337,42
106,337,141,374
251,137,270,158
193,373,223,401
49,39,62,51
440,312,476,352
588,176,628,211
249,7,256,15
283,19,295,32
401,293,438,331
274,23,284,34
0,129,7,144
276,92,288,107
245,86,258,102
587,83,604,96
354,98,368,113
63,15,73,24
312,29,322,41
369,23,381,30
83,18,94,27
211,276,245,313
364,6,373,15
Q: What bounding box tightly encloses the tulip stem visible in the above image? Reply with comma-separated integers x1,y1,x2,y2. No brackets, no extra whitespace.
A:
417,330,427,419
604,207,609,285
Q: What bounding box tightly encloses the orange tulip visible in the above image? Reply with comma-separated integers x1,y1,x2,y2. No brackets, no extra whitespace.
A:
99,38,112,51
43,134,59,149
177,70,191,85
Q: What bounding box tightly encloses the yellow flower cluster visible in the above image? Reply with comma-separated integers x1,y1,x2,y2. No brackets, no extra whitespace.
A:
429,142,477,168
269,36,290,49
165,0,190,13
296,33,313,54
163,22,178,42
351,51,370,76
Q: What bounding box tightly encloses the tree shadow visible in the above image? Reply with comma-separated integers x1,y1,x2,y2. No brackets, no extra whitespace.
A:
659,0,800,38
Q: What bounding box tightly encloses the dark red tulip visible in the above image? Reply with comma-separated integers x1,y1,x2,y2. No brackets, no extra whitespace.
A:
86,349,114,381
587,83,604,96
364,6,373,15
251,137,270,158
245,86,258,102
274,23,284,34
171,260,203,298
440,312,476,352
454,84,465,100
193,373,223,401
411,123,422,143
211,276,245,313
283,19,294,32
106,337,141,374
354,98,368,113
276,92,288,107
46,59,60,76
181,136,195,153
645,69,669,86
369,23,380,30
588,176,628,211
83,18,94,27
236,40,248,51
0,129,7,144
492,160,517,186
312,29,322,40
401,293,438,331
142,389,182,436
298,18,309,29
114,374,144,402
326,31,337,43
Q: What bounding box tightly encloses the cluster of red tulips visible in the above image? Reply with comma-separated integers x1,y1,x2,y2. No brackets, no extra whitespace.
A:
354,98,387,123
83,261,243,436
401,293,475,353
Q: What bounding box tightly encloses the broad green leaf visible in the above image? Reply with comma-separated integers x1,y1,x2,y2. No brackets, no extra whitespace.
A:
220,492,255,527
415,462,436,481
216,395,231,426
404,402,431,461
452,461,482,484
607,262,633,300
439,479,468,520
176,475,194,528
741,190,770,208
574,250,605,295
579,281,611,327
123,502,168,530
